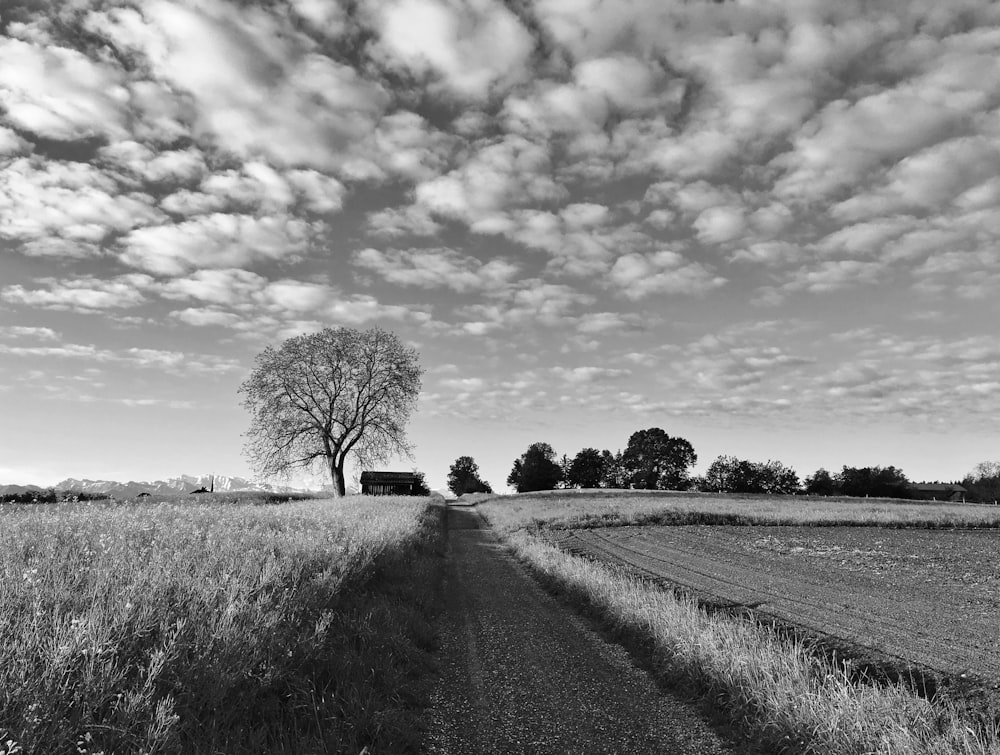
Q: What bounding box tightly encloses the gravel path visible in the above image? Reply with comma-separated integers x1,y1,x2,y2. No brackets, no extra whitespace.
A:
422,505,738,755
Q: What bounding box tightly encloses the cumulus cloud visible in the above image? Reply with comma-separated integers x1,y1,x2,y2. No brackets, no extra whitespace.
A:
609,251,726,299
415,135,567,226
120,214,313,274
371,0,535,100
0,36,129,141
354,247,519,292
1,275,152,312
0,158,163,255
552,366,632,384
85,0,389,169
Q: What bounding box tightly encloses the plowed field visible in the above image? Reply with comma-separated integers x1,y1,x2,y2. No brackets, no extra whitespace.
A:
548,526,1000,687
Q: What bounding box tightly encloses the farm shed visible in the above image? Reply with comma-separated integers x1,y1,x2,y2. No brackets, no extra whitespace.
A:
907,483,967,502
361,471,420,496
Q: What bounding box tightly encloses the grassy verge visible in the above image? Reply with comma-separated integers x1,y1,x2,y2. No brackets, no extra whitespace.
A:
481,490,1000,531
0,496,444,755
499,528,1000,755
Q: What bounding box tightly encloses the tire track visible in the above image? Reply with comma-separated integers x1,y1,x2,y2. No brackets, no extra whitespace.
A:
555,526,1000,686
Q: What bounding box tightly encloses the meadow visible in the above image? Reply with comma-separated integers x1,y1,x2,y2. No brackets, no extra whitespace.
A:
480,491,1000,755
482,488,1000,532
0,495,443,755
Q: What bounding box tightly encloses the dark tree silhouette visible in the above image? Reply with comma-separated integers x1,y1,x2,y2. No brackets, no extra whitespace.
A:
239,327,422,497
804,468,839,496
447,456,492,496
508,442,563,493
704,456,799,494
837,466,910,498
568,448,605,488
621,428,696,490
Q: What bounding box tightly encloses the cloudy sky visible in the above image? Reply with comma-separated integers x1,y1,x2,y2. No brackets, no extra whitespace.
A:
2,0,1000,491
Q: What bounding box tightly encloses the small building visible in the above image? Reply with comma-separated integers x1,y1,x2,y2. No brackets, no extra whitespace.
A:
907,483,968,502
361,471,420,496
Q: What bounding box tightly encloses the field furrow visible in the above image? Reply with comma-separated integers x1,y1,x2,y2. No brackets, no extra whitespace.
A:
551,525,1000,685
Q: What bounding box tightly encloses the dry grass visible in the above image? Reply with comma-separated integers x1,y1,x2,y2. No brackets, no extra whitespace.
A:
0,496,443,755
480,489,1000,532
503,531,1000,755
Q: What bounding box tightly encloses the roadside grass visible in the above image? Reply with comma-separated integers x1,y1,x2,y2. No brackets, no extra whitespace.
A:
0,496,443,755
501,529,1000,755
481,489,1000,532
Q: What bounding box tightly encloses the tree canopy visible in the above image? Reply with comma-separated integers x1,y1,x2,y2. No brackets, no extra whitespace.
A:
837,465,910,498
703,455,800,494
621,428,696,490
567,448,604,488
239,326,422,497
963,461,1000,503
447,456,493,496
507,442,563,493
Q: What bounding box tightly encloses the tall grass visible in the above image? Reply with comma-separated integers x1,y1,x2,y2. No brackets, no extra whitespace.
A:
0,496,442,755
504,531,1000,755
481,490,1000,532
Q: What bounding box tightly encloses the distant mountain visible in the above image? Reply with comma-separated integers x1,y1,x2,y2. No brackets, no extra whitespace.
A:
1,475,348,498
41,475,278,498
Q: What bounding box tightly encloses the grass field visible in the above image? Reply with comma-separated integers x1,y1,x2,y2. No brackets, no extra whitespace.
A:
0,495,443,755
480,491,1000,755
482,489,1000,531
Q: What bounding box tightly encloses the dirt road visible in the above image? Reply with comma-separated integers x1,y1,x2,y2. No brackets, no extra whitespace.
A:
422,505,739,754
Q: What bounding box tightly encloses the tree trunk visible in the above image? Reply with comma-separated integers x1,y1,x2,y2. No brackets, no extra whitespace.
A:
328,455,346,498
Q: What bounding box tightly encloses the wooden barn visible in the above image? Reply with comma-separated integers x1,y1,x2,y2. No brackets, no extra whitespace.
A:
361,471,420,496
907,483,968,502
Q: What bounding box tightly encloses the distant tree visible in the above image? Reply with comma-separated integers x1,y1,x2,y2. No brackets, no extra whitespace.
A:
703,456,798,494
568,448,605,489
412,471,432,496
621,428,696,490
239,326,422,497
962,461,1000,503
508,442,563,493
600,449,627,488
558,454,573,489
447,456,492,496
837,466,910,498
805,468,839,496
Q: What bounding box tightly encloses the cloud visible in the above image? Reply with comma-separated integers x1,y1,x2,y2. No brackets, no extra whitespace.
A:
0,36,128,141
0,158,163,255
0,326,60,341
371,0,535,101
85,0,389,169
0,340,240,374
693,205,746,245
367,205,443,238
354,247,519,292
157,269,432,332
2,275,152,312
120,214,313,274
772,90,964,203
414,135,567,225
575,312,644,334
457,280,594,332
609,251,726,299
552,366,632,384
784,260,885,293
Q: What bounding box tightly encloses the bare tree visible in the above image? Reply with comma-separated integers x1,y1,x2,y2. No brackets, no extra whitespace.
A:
239,327,422,497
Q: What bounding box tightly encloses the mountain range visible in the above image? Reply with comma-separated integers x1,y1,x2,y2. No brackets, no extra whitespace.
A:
0,475,305,498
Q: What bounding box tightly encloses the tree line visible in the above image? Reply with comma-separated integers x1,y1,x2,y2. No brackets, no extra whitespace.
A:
232,326,996,503
450,429,1000,502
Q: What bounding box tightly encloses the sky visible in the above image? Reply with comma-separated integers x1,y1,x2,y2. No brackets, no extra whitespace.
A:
2,0,1000,493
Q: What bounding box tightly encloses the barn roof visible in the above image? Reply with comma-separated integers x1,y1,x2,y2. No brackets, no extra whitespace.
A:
360,471,418,482
909,483,968,493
